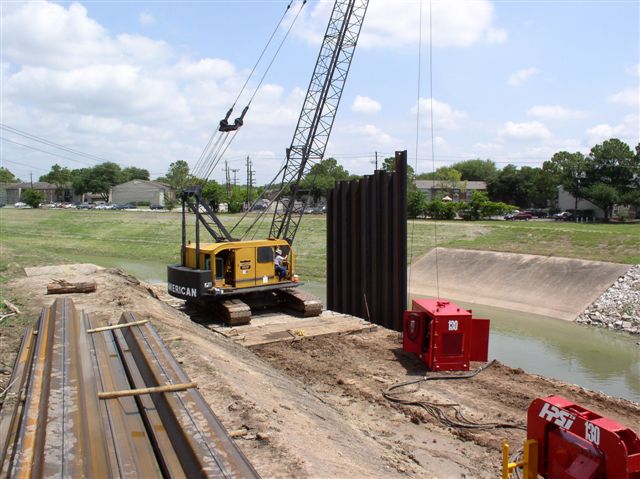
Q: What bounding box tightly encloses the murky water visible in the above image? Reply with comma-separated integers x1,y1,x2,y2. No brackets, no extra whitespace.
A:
77,256,639,403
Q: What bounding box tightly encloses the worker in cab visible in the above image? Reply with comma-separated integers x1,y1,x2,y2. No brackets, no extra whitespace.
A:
274,248,288,280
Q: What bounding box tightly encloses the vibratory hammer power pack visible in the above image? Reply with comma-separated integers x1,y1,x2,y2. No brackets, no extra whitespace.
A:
402,299,490,371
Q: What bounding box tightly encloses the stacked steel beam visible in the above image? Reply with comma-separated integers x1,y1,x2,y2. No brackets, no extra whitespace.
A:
0,298,260,478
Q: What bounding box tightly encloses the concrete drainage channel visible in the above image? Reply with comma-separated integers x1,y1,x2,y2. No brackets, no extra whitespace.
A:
0,298,260,478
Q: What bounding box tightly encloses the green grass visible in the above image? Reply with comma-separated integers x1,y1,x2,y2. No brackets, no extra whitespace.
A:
0,209,638,287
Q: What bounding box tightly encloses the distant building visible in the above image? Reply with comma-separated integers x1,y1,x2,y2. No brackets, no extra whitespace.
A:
0,182,78,204
557,186,605,219
111,180,173,206
415,180,487,202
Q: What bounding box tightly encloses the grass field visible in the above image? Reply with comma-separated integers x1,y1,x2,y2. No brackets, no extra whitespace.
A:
1,208,638,285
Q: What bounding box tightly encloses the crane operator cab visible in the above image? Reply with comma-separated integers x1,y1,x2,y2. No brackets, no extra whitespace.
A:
167,239,296,301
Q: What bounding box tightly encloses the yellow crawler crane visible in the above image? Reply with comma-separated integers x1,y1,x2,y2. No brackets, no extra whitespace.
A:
168,0,369,324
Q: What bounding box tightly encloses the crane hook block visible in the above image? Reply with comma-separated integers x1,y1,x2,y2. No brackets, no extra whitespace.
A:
218,106,249,132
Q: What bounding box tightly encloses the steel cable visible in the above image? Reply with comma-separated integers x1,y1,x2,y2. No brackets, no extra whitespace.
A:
193,1,307,184
383,360,526,430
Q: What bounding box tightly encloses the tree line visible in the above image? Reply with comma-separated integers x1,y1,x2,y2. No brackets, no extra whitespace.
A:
3,137,638,219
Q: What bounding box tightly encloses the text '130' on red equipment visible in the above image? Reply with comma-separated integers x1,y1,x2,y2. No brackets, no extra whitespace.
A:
403,299,490,371
528,395,640,478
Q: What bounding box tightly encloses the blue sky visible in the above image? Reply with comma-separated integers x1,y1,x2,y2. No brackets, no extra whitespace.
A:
1,0,638,185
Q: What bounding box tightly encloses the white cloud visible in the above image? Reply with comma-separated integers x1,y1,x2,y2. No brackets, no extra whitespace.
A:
0,1,303,181
608,87,639,108
508,67,538,86
499,121,551,141
526,105,586,120
351,95,381,114
139,12,156,26
1,2,172,69
585,114,639,146
412,98,468,129
346,124,394,146
293,0,507,48
585,123,627,144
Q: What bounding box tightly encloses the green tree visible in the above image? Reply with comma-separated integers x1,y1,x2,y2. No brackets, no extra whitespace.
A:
450,159,498,182
39,164,72,200
163,160,190,190
460,191,513,220
583,183,619,221
0,167,19,183
227,186,245,213
300,157,350,202
424,199,458,220
21,188,44,208
121,167,150,182
547,151,589,207
407,189,426,218
488,164,525,206
202,180,226,212
382,156,416,187
71,162,123,201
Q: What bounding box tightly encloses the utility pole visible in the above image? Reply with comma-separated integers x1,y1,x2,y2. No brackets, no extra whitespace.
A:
246,156,251,204
225,160,231,197
30,172,33,188
231,168,239,187
371,151,378,171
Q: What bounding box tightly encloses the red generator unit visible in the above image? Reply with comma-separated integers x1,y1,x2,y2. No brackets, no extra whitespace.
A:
402,299,490,371
528,395,640,478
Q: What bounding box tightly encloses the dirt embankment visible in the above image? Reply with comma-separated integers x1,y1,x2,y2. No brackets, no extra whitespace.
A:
410,248,631,320
1,267,639,478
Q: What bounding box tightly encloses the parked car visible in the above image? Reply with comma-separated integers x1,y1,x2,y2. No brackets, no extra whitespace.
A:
150,204,164,210
95,204,114,210
553,211,573,221
77,202,96,209
505,211,533,221
114,203,136,209
14,202,28,208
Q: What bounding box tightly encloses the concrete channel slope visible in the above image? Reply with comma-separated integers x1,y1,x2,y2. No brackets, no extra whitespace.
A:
409,248,631,320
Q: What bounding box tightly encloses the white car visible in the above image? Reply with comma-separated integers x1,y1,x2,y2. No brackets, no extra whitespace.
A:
14,202,28,208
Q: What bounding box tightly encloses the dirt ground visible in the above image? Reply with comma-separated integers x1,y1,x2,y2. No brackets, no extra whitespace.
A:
1,266,639,478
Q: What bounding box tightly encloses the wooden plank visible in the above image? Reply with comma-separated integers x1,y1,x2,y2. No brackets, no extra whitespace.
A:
98,382,197,400
87,320,149,334
236,316,376,347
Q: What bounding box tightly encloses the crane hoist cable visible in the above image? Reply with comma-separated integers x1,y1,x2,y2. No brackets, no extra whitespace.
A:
191,1,295,180
192,0,308,183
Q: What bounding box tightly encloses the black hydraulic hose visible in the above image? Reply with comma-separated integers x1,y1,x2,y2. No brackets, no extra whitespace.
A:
383,360,526,430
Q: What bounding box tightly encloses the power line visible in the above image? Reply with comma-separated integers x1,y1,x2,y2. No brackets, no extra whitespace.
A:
0,158,50,172
0,123,111,164
0,137,96,166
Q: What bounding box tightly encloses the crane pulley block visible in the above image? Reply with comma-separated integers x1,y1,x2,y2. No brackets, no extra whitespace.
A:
527,395,640,478
402,299,490,371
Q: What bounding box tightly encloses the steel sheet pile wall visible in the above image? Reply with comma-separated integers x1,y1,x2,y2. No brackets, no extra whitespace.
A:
327,150,407,331
0,298,260,479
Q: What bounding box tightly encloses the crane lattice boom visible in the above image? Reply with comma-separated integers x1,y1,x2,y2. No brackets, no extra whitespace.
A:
269,0,369,243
